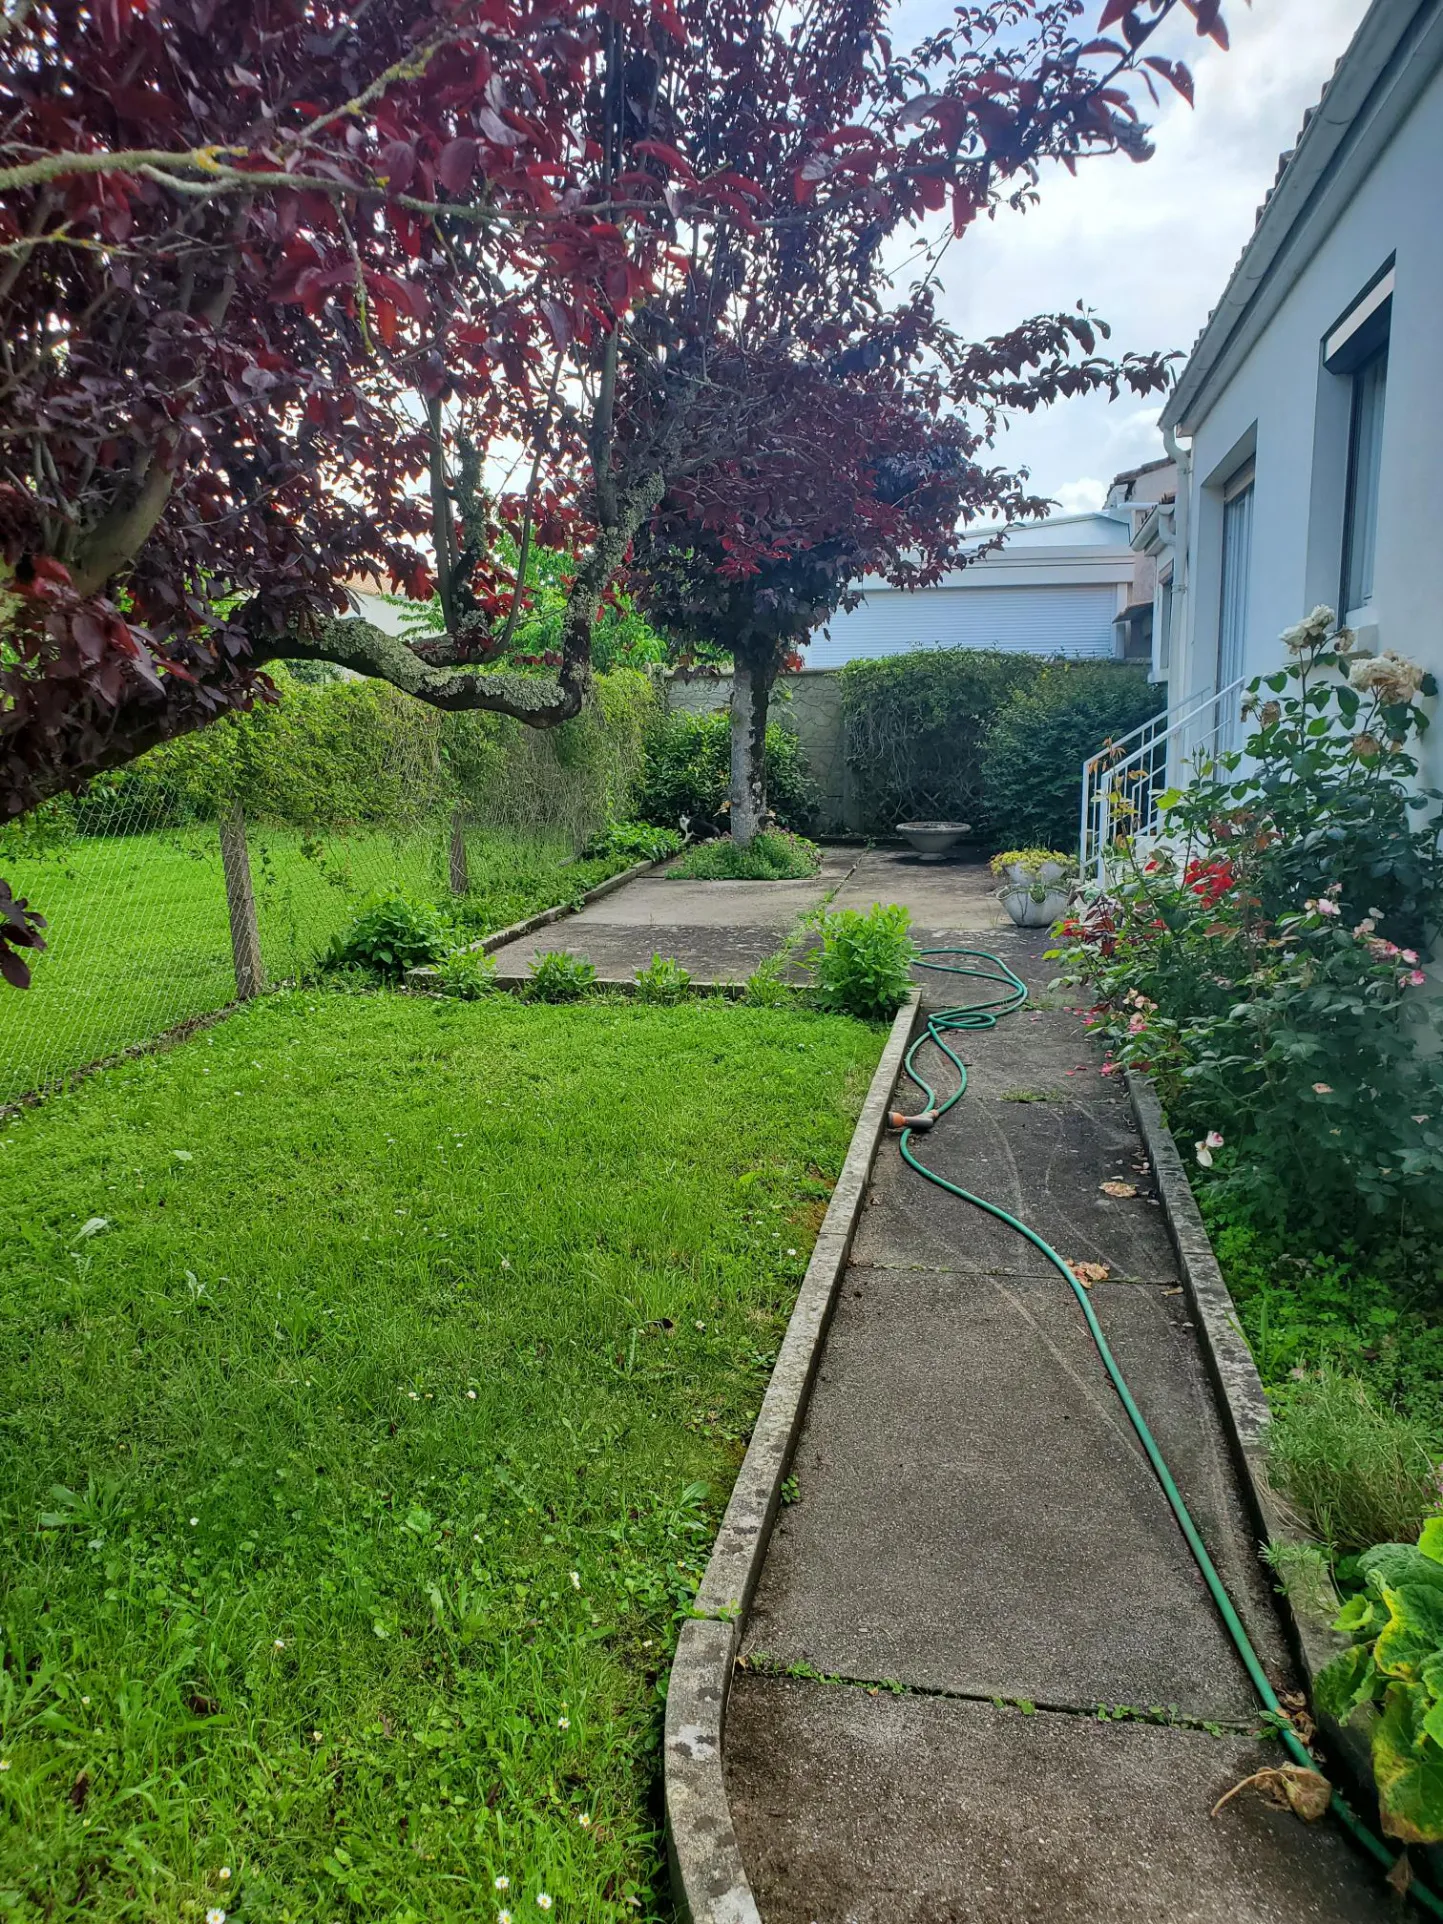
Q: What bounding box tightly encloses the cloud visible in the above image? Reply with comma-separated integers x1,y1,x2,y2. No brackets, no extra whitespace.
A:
891,0,1371,505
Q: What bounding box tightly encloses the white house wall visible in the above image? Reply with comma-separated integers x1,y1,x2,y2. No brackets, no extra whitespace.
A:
1170,26,1443,778
807,581,1124,667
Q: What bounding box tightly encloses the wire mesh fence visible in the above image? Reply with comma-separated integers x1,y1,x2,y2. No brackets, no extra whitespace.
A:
0,674,652,1105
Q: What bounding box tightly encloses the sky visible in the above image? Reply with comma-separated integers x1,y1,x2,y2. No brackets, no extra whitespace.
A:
891,0,1372,513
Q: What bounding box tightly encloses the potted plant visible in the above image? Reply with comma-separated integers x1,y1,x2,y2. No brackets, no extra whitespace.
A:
989,848,1075,927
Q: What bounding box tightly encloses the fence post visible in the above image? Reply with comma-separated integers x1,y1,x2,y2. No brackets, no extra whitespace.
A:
219,804,265,1000
448,802,469,895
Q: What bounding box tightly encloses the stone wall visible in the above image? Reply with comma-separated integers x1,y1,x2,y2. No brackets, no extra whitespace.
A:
663,668,857,834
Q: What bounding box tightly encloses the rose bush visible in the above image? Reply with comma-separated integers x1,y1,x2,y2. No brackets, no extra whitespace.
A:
1050,609,1443,1238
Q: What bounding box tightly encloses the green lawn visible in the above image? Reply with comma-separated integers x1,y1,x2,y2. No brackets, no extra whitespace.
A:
0,991,884,1923
0,826,634,1104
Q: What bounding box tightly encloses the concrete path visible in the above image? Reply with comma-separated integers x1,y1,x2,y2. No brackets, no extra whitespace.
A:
485,846,855,982
717,854,1390,1923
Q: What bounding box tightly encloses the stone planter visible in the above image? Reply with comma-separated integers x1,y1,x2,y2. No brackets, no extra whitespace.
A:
999,884,1070,928
897,820,969,859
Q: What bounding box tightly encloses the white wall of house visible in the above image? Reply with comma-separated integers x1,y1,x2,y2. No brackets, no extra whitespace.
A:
1163,0,1443,775
809,510,1138,668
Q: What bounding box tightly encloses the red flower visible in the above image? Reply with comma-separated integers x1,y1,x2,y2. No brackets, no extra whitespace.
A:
1184,857,1237,905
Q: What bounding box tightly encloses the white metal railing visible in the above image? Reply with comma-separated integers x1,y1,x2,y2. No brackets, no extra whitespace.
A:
1079,678,1245,883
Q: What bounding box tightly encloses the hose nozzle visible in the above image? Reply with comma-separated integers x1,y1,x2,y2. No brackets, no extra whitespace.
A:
888,1109,938,1132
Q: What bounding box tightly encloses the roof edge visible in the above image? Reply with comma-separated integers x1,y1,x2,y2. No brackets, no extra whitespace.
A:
1162,0,1441,433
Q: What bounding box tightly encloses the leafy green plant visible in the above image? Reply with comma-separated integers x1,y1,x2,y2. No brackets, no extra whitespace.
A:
669,830,822,882
634,709,815,835
582,821,683,865
435,948,498,1000
980,660,1163,851
633,953,692,1004
809,902,917,1019
1315,1515,1443,1844
325,895,451,979
1267,1366,1441,1553
527,950,597,1002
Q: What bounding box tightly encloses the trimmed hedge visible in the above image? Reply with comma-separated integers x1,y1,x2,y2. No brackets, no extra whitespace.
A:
841,648,1160,848
980,660,1164,851
632,708,817,835
36,667,656,850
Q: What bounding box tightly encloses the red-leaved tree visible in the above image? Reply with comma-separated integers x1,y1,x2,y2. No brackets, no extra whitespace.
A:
0,0,1224,979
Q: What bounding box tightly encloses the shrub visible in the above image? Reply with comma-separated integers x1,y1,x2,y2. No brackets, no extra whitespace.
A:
527,950,597,1002
980,660,1163,851
669,831,821,882
1050,613,1443,1241
841,648,1044,833
1267,1367,1441,1554
435,949,498,1000
582,821,683,865
634,709,815,834
809,902,917,1019
326,895,450,978
634,953,692,1004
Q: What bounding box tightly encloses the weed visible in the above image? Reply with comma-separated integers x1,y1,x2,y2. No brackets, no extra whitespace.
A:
633,954,691,1005
808,902,917,1020
435,948,498,1000
527,950,598,1002
324,894,451,978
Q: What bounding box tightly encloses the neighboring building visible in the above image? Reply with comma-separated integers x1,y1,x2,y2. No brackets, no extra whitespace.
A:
807,488,1172,671
1143,0,1443,772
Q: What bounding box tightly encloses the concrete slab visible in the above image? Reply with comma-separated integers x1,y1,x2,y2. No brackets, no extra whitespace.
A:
484,921,790,983
725,1678,1392,1924
740,1264,1286,1716
483,848,851,980
831,850,1009,934
853,1083,1177,1285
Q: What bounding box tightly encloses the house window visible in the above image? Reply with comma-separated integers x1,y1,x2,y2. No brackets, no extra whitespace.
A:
1326,265,1392,617
1217,461,1254,698
1157,568,1173,676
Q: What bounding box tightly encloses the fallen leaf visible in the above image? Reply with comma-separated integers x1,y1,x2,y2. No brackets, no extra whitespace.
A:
1387,1853,1413,1898
1211,1765,1331,1823
1100,1180,1137,1198
1066,1260,1110,1289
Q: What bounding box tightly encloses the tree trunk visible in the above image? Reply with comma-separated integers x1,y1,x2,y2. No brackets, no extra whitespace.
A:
730,658,770,848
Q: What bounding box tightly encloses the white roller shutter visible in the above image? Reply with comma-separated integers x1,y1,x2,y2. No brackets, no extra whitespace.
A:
807,584,1120,668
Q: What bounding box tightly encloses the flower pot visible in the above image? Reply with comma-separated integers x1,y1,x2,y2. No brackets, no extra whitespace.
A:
898,820,970,859
1000,885,1070,928
1005,860,1067,886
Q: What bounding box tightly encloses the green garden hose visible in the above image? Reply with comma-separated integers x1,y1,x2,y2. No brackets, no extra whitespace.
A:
896,945,1443,1916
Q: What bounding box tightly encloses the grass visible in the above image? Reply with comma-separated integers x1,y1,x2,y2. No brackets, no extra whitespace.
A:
0,825,638,1104
1266,1366,1441,1553
667,831,821,883
1202,1202,1443,1550
0,989,885,1922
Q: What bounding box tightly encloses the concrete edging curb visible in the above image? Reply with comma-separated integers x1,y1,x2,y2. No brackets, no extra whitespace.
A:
664,989,922,1924
1123,1071,1373,1785
403,854,667,990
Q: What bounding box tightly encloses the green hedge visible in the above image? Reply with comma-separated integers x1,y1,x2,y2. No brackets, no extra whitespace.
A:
980,660,1165,851
632,708,817,834
30,667,656,851
840,649,1161,847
